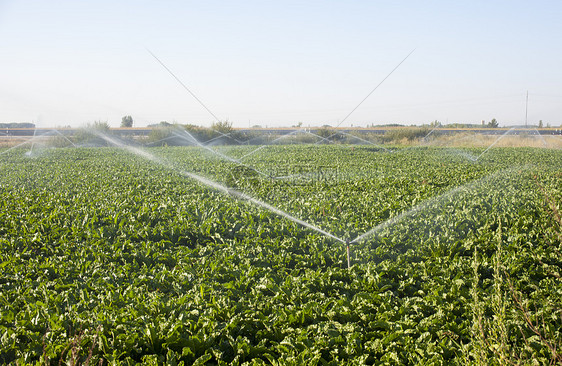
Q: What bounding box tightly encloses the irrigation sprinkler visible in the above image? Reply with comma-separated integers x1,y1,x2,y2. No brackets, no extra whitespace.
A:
26,128,38,156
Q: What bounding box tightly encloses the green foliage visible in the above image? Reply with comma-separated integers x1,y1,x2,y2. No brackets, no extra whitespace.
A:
0,146,561,364
72,121,112,146
488,118,499,128
90,120,111,131
121,115,133,128
0,122,35,128
380,127,430,142
211,120,233,134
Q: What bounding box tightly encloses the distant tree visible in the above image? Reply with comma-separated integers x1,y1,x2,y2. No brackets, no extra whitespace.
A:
538,120,543,128
73,120,111,146
488,118,499,128
91,120,111,131
121,115,133,128
211,120,233,134
430,120,441,127
0,122,35,128
317,127,335,139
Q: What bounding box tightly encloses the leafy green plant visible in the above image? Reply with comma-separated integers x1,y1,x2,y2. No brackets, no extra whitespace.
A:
0,146,561,364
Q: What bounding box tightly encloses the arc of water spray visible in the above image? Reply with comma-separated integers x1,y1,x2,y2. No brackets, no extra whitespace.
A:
145,130,229,147
474,127,516,161
313,49,415,146
242,133,268,146
146,135,181,147
305,131,337,143
175,128,329,181
422,127,438,142
94,130,346,244
239,130,301,160
2,129,44,156
1,129,77,155
349,165,527,244
203,132,235,145
243,130,297,146
52,129,77,147
314,131,340,145
335,48,416,129
146,49,246,145
27,128,38,156
170,129,271,178
145,123,283,180
314,131,392,152
531,128,548,148
338,131,392,152
1,138,33,155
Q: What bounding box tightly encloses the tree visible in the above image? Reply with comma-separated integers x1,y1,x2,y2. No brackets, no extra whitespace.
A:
121,115,133,128
91,120,110,131
538,120,543,128
0,122,35,128
211,120,232,134
488,118,499,128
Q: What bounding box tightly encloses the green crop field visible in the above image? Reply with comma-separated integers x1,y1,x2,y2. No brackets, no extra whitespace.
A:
1,144,561,365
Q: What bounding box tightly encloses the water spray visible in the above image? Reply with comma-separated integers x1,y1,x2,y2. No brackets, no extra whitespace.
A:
349,165,529,245
335,48,416,129
170,129,272,178
422,127,438,142
239,130,301,160
146,48,245,144
26,128,38,156
474,127,516,161
338,131,392,152
93,130,347,245
312,49,415,146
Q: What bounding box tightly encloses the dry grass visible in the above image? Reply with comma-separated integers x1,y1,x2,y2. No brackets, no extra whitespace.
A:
424,133,562,149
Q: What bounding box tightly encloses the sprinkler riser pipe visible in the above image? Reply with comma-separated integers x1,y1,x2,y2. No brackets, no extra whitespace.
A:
346,240,351,269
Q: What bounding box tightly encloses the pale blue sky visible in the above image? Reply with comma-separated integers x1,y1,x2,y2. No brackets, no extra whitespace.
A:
1,1,561,127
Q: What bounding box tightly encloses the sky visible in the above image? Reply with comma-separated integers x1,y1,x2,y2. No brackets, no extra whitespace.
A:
1,0,561,128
